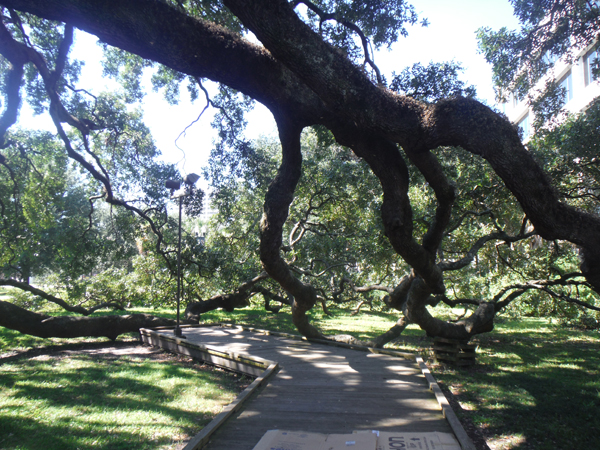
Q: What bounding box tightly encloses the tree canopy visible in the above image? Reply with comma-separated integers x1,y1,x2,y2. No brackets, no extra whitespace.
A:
0,0,599,343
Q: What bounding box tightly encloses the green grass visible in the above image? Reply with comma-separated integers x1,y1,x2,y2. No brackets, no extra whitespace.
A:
198,301,425,343
422,319,600,450
0,312,250,450
0,355,248,450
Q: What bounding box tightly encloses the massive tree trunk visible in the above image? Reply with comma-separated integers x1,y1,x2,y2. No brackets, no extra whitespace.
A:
0,301,177,340
259,117,324,339
1,0,599,340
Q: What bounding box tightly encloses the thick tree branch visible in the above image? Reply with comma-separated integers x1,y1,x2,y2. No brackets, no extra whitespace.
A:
0,279,124,315
0,300,175,339
294,0,383,83
184,272,273,321
438,229,536,272
260,116,323,338
404,148,456,254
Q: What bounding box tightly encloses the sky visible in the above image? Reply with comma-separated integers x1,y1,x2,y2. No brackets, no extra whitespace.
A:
19,0,521,184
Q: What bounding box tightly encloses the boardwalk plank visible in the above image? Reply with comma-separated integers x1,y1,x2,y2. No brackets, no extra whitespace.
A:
146,326,465,450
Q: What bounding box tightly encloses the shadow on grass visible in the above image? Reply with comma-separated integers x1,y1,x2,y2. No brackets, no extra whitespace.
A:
0,351,240,450
0,414,184,450
437,328,600,450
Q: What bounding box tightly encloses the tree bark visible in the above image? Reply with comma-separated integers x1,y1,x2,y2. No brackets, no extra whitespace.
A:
0,300,176,340
184,293,252,322
259,116,324,338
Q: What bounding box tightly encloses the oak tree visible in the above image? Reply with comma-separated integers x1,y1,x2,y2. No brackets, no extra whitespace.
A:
0,0,599,342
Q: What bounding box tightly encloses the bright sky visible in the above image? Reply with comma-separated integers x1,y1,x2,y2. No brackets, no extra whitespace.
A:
18,0,520,183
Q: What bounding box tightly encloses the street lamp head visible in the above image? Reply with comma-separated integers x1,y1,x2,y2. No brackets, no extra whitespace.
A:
165,179,181,191
184,173,200,185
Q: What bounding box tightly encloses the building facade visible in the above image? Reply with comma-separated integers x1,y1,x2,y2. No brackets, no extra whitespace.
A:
500,40,600,139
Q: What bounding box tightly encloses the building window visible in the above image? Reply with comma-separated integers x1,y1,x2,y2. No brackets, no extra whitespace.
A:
542,50,559,67
584,46,599,86
558,71,573,105
512,92,523,108
518,114,530,139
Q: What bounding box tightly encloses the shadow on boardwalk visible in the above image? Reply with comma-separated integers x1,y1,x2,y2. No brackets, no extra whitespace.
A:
144,325,460,450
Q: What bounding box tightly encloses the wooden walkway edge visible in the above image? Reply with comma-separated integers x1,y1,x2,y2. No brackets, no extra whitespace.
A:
140,324,476,450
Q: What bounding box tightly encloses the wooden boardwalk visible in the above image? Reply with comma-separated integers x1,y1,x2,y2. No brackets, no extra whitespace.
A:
142,325,467,450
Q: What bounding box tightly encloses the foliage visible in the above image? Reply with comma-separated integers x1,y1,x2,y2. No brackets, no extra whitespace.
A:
297,0,426,76
390,61,478,102
477,0,600,120
0,130,100,282
527,97,600,212
0,18,201,317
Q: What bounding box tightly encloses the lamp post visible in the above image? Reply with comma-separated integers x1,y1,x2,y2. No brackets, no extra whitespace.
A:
166,173,200,338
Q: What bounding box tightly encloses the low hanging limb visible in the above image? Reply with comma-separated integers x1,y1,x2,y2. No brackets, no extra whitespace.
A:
0,279,125,316
184,272,273,321
0,300,176,340
259,115,323,339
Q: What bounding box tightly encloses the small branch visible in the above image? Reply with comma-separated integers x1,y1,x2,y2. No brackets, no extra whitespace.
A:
439,229,536,272
403,148,455,253
295,0,383,83
0,279,123,316
492,272,595,311
83,193,106,238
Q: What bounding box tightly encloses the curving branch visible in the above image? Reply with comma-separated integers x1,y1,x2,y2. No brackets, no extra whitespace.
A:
0,300,176,340
259,115,324,338
184,272,271,320
438,229,537,272
445,209,493,236
371,315,410,348
252,285,292,313
0,279,125,315
330,276,394,307
493,272,595,309
404,148,456,254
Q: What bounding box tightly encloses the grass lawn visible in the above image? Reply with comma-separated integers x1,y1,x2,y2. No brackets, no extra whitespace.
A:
0,319,250,450
431,319,600,450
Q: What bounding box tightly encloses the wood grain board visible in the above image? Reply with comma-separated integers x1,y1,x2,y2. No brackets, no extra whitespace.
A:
141,325,473,450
